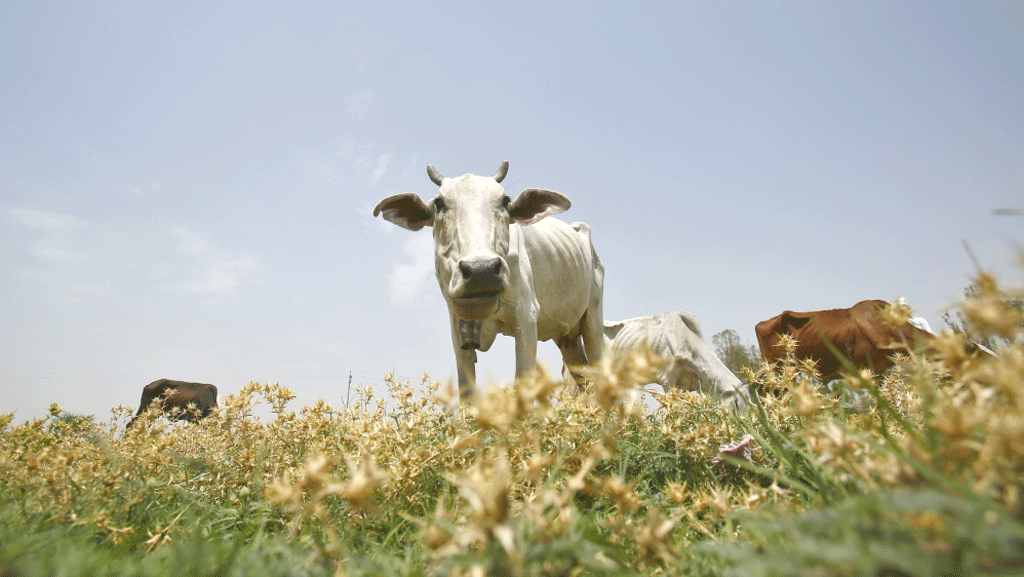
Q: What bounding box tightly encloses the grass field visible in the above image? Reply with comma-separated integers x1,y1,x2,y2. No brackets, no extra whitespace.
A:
2,273,1023,576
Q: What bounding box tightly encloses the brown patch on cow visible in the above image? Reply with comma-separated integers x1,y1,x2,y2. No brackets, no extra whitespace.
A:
128,379,218,428
754,300,933,384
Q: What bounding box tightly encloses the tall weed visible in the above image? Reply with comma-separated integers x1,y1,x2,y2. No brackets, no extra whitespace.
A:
1,272,1022,576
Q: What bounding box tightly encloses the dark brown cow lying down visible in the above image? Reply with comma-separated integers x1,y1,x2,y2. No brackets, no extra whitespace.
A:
127,379,218,428
755,300,933,382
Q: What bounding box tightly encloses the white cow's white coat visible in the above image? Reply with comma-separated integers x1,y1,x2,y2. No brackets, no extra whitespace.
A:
601,311,750,410
374,162,604,398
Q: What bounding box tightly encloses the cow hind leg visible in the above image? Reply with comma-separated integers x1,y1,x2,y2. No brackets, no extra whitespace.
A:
580,306,604,366
557,334,589,396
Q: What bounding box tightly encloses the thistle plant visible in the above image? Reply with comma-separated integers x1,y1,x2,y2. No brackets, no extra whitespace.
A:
2,271,1023,577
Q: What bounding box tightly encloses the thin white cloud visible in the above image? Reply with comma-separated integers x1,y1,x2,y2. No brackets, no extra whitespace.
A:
353,149,396,186
123,182,164,196
171,227,213,254
9,208,86,230
388,234,436,306
370,154,391,185
8,208,96,271
295,141,399,189
294,148,341,185
179,255,261,294
29,244,94,264
166,227,262,296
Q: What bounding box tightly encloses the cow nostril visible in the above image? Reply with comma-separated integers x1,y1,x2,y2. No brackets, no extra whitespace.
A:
460,258,502,280
486,258,501,276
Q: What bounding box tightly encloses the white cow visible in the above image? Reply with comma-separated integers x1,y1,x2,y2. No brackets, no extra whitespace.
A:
596,311,750,410
373,161,604,399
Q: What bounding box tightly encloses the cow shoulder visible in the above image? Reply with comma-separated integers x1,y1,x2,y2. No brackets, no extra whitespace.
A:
606,316,658,353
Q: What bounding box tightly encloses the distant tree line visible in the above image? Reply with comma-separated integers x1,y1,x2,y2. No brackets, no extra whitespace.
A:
942,276,1024,351
711,329,762,377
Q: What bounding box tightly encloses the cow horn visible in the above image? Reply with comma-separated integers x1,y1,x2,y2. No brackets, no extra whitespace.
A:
427,164,445,186
492,160,509,183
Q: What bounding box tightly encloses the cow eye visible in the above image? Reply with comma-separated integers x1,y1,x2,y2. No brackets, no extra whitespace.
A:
500,195,511,209
433,197,447,212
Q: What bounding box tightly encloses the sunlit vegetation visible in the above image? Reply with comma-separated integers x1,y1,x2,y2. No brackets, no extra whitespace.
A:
711,328,761,377
2,271,1023,576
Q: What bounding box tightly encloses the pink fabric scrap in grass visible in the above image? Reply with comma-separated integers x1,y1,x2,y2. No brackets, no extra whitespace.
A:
712,434,757,464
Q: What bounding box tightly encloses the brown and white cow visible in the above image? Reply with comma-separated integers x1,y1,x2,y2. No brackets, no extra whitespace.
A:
128,379,218,428
755,300,933,382
373,161,604,399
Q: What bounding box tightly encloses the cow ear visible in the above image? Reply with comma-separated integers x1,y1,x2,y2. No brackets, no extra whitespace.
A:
373,192,434,231
676,311,704,338
604,320,626,340
508,189,571,225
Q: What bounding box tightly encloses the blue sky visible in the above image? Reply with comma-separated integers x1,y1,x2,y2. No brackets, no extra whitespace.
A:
2,2,1022,423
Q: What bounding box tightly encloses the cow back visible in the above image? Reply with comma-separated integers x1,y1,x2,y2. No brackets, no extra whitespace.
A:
134,379,218,423
756,300,932,381
604,311,749,407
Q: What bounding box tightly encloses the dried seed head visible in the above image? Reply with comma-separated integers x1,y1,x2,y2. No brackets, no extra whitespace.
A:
635,508,679,566
963,297,1024,341
665,481,689,505
336,453,389,509
788,380,828,418
602,476,640,513
449,454,511,529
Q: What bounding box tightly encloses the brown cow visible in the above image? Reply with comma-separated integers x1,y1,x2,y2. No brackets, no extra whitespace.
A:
755,300,932,382
127,379,218,428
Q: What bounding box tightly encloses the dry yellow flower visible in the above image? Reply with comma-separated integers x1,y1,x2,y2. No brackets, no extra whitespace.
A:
602,475,640,513
788,379,829,418
634,508,679,566
665,481,689,505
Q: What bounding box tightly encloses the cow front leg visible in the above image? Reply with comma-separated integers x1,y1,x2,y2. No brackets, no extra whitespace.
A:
513,323,538,380
455,347,478,400
450,317,479,400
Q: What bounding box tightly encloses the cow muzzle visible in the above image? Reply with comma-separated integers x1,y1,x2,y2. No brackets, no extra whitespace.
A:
451,295,501,320
459,258,503,294
451,256,505,320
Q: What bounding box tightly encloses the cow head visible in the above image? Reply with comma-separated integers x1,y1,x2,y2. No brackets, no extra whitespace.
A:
373,161,570,320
